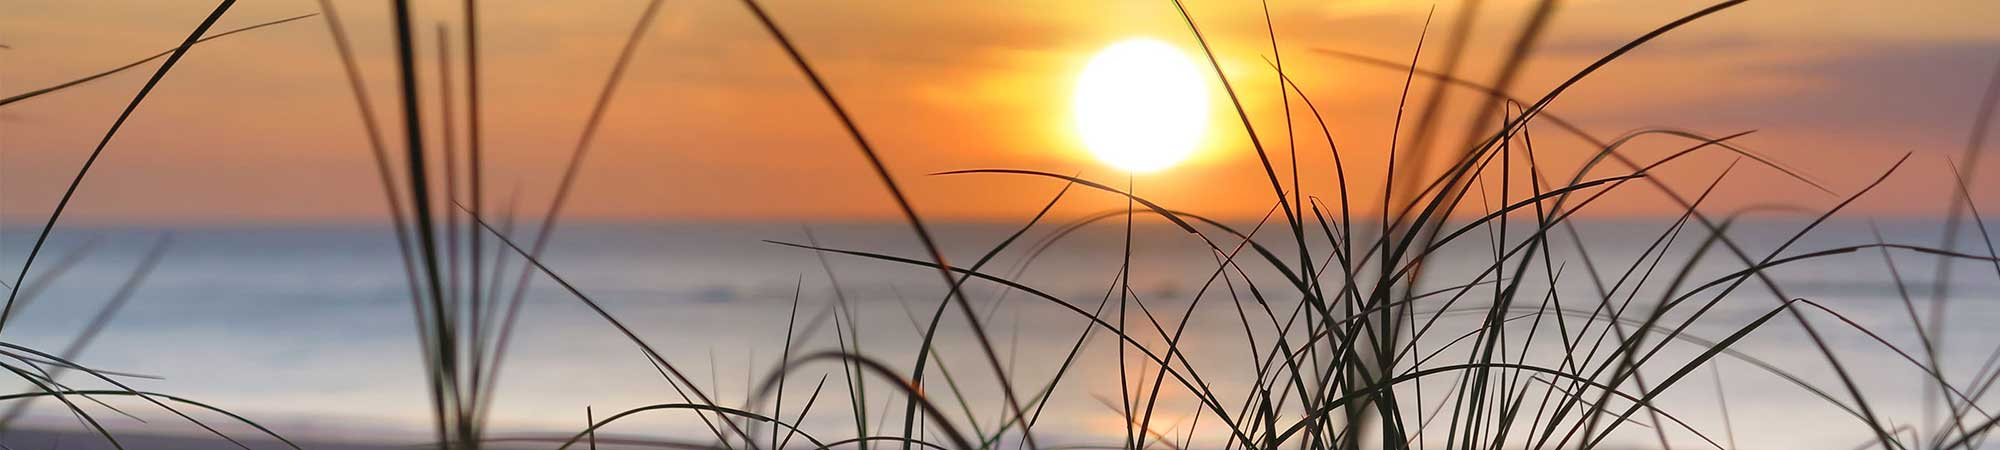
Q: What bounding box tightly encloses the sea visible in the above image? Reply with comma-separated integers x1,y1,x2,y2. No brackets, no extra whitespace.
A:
0,219,1994,449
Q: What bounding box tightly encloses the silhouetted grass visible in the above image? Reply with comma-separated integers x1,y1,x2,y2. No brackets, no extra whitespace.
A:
5,0,2000,449
0,12,316,108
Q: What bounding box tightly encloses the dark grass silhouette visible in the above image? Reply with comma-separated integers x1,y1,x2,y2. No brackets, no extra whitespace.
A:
3,1,1999,449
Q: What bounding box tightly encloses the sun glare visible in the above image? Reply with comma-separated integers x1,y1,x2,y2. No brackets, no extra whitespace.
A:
1073,38,1210,173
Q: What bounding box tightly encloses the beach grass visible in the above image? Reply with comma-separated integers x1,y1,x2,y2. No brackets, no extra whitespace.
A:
2,0,1999,449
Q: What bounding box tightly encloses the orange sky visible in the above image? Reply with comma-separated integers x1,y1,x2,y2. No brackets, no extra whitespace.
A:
2,0,1997,224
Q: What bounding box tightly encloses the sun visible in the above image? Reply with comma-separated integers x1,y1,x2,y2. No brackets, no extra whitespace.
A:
1073,38,1210,173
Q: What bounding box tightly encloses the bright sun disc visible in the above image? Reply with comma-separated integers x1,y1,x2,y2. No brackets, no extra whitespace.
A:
1074,38,1209,173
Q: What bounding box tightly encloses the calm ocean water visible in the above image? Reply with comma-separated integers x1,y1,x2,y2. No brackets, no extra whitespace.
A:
0,219,1993,449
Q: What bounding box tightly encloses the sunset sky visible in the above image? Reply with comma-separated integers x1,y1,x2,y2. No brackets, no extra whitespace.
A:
2,0,1996,224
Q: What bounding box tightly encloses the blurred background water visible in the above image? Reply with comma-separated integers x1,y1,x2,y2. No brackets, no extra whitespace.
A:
0,218,1993,449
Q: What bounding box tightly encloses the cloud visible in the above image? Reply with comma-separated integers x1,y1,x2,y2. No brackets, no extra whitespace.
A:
1572,40,1998,149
